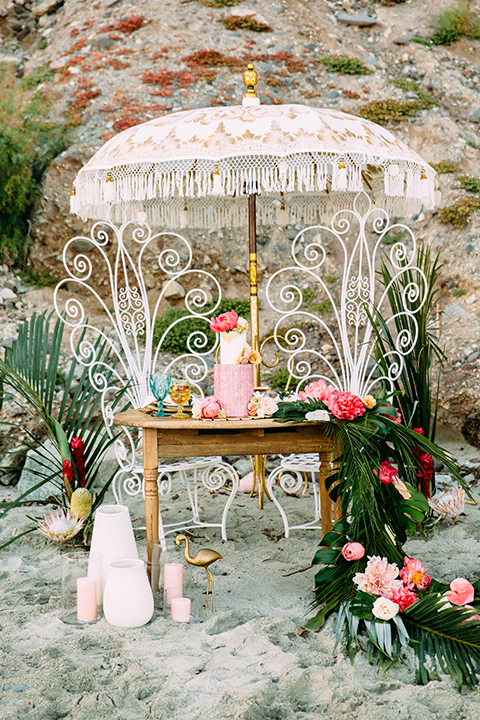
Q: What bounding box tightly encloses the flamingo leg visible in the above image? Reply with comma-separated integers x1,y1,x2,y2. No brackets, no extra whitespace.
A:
205,567,210,610
207,567,216,613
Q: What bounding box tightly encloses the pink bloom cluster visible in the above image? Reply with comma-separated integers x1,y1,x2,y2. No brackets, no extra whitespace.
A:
192,396,221,420
399,557,431,590
298,381,366,421
209,310,238,333
298,379,335,404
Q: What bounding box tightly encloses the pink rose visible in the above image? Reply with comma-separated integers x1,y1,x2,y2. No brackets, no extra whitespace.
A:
445,578,475,606
341,542,365,561
259,396,278,417
326,391,365,420
209,310,238,333
399,557,431,589
298,379,336,404
373,461,398,485
247,400,258,417
238,356,249,364
201,397,221,419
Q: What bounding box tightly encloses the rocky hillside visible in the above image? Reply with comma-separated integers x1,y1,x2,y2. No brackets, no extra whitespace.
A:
1,0,480,438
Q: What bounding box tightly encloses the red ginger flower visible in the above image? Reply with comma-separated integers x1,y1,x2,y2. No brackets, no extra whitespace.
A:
326,391,365,420
63,460,75,500
70,436,86,488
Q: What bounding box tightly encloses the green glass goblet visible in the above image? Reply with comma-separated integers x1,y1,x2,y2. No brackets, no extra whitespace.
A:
149,373,172,417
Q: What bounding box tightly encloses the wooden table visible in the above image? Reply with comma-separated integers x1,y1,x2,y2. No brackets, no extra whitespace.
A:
113,410,338,578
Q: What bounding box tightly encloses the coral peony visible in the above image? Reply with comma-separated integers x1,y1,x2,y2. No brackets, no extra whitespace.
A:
353,555,402,597
298,379,336,404
326,391,365,420
372,596,399,620
209,310,238,333
399,557,431,590
341,542,365,561
363,395,376,410
373,461,398,485
390,585,418,611
445,578,475,606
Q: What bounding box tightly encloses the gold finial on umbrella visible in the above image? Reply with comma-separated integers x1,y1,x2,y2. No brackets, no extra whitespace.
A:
244,63,258,99
175,534,223,612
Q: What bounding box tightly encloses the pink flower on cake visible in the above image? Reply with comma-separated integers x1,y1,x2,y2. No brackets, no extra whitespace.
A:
249,351,262,364
238,356,249,364
353,555,402,597
247,400,258,417
373,461,398,485
399,557,431,590
298,379,336,404
326,391,365,420
192,396,221,420
341,542,365,561
209,310,238,333
389,585,418,611
445,578,475,606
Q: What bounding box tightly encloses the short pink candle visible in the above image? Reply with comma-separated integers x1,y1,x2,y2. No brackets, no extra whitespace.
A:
163,563,183,592
171,596,191,622
77,577,97,622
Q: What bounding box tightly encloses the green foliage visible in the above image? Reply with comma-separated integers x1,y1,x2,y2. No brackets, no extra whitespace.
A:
431,160,458,173
319,55,371,75
389,78,439,108
459,175,480,194
432,2,480,45
37,39,48,50
0,313,126,546
359,98,426,125
301,287,333,313
466,139,478,149
0,69,71,264
451,287,467,297
268,368,291,392
20,265,60,288
151,298,251,354
411,36,432,46
184,0,243,6
20,64,54,90
439,196,480,227
382,228,407,245
221,15,272,31
373,245,444,441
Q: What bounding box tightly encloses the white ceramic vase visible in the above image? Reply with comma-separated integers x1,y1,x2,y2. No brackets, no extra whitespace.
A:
88,505,138,597
103,559,154,627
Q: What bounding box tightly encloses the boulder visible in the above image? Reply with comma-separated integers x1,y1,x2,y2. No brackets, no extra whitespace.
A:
32,0,63,18
16,440,62,501
337,13,377,27
163,280,185,301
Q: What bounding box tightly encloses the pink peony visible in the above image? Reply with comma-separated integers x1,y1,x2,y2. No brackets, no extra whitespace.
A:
389,585,418,611
209,310,238,333
341,542,365,561
445,578,475,606
298,379,336,404
326,391,365,420
373,461,398,485
201,397,221,419
353,555,403,597
399,557,431,590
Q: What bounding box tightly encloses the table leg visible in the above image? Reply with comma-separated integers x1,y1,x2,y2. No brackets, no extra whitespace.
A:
318,449,333,535
143,427,159,581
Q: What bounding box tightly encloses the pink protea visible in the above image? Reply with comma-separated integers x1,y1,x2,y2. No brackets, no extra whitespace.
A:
389,585,418,611
38,508,84,543
326,391,365,420
298,379,336,404
399,557,431,590
428,487,465,524
353,555,403,597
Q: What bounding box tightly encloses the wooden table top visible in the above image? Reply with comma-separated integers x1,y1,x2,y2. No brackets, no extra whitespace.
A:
113,408,306,431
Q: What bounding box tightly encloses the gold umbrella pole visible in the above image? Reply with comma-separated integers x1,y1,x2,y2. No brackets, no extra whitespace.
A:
248,193,261,389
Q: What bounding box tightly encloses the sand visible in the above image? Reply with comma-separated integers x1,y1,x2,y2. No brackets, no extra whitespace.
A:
1,427,480,720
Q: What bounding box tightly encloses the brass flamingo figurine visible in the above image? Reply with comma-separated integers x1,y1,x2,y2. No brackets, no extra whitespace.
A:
175,535,223,612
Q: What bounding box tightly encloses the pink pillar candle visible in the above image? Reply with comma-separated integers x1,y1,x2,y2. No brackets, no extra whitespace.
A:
165,585,183,607
163,563,183,592
77,577,97,622
171,596,191,622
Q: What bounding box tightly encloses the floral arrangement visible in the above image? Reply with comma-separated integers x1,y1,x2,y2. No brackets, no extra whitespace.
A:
192,396,226,420
209,310,250,365
247,393,278,418
209,310,247,336
272,380,479,688
237,343,261,365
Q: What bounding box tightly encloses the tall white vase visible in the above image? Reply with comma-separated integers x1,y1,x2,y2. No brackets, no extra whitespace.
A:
103,559,154,628
88,505,138,597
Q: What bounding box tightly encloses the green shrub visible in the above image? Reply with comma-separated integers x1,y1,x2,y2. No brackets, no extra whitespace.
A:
411,36,432,46
439,196,480,227
359,98,424,125
431,160,458,173
319,55,371,75
188,0,243,6
389,78,438,107
451,288,467,297
20,64,54,90
152,297,251,353
269,368,291,392
459,175,480,194
37,38,48,50
221,15,272,31
0,69,71,264
466,139,478,149
432,3,480,45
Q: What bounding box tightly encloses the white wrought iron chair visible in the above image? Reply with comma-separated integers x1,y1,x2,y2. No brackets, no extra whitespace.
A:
54,220,239,540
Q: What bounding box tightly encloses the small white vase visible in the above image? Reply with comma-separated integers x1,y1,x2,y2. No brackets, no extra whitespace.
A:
103,559,154,628
88,505,138,596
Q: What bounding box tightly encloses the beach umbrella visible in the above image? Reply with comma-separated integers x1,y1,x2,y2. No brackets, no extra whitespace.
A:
70,64,437,387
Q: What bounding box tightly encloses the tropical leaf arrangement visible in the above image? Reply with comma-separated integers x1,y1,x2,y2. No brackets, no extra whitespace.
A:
272,381,479,689
0,312,126,548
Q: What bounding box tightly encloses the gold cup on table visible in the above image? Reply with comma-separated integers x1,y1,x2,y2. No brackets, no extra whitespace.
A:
170,379,190,419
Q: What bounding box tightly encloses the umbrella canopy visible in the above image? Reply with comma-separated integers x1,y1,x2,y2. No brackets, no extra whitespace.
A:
71,102,436,228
